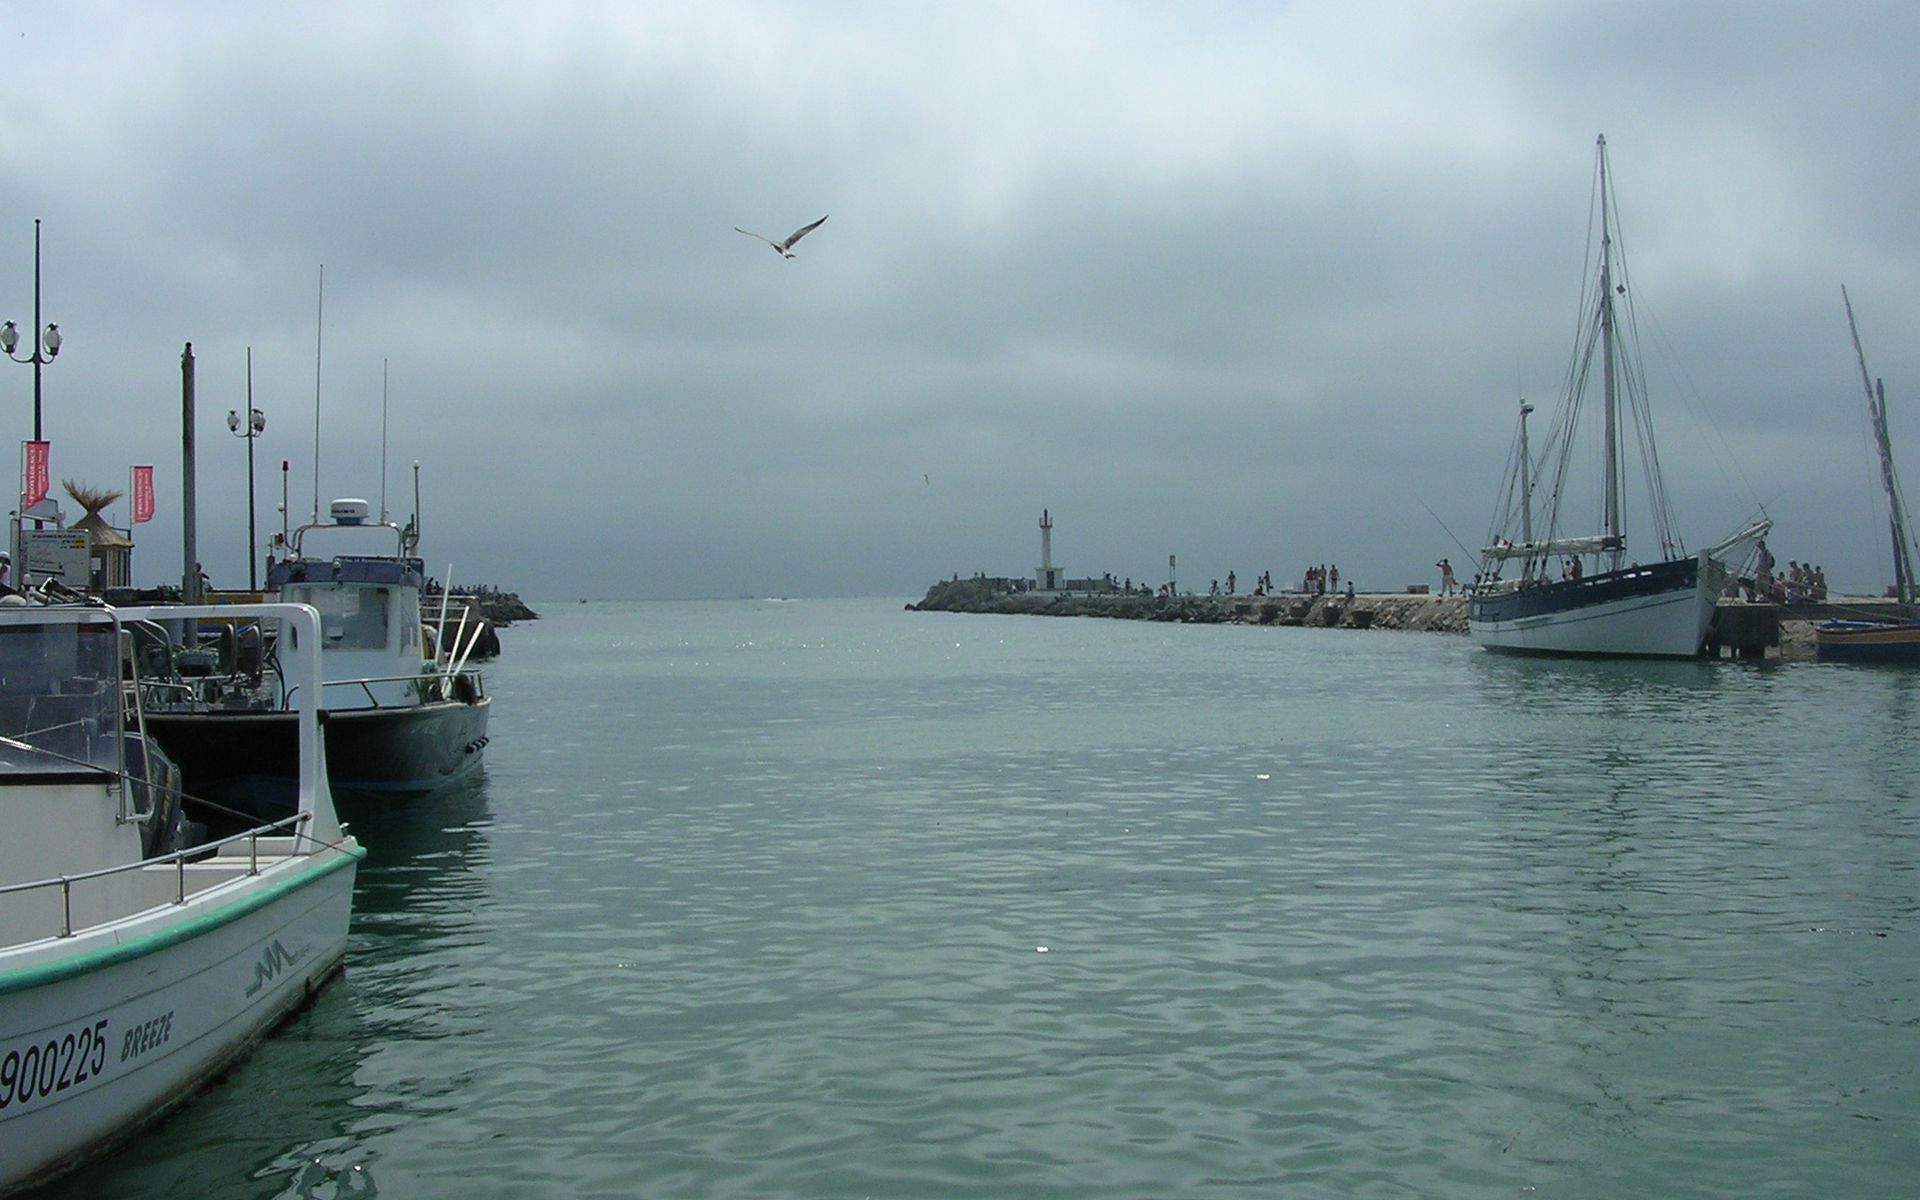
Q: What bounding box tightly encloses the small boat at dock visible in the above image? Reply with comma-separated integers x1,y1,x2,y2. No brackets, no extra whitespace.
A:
144,498,490,816
0,600,362,1195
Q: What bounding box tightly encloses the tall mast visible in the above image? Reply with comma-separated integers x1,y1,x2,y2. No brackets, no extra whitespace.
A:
1597,134,1622,570
1876,381,1911,607
1518,398,1535,546
1844,285,1916,607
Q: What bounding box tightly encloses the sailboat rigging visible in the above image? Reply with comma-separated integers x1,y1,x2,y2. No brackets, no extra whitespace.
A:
1468,135,1768,657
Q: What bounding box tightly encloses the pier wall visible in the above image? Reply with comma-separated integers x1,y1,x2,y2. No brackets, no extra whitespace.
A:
908,582,1468,633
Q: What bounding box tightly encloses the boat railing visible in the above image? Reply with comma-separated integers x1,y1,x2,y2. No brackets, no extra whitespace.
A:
327,674,421,710
0,811,313,941
145,668,485,715
295,668,482,711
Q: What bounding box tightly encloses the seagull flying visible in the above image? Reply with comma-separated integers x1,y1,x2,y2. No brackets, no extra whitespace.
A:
734,215,828,259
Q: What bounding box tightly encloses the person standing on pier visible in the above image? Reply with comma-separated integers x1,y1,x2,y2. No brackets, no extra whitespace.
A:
1437,558,1456,595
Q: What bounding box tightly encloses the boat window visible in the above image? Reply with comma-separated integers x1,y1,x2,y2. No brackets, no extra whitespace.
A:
0,622,119,776
287,585,392,650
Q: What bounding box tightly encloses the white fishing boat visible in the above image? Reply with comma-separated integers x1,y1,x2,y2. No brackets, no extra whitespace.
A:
0,601,362,1196
145,498,490,816
1469,135,1767,657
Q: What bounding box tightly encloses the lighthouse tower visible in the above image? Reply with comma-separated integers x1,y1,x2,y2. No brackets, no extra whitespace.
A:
1036,508,1063,591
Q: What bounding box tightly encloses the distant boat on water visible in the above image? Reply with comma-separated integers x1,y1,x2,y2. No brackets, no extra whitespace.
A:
1469,135,1767,658
1815,289,1920,663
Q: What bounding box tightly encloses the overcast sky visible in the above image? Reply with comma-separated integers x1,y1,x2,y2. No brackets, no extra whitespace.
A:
2,1,1916,599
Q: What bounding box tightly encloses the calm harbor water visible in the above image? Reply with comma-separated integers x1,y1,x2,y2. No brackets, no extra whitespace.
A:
42,598,1920,1197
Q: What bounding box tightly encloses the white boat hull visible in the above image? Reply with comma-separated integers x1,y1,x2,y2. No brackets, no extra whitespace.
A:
0,848,358,1195
1469,555,1716,658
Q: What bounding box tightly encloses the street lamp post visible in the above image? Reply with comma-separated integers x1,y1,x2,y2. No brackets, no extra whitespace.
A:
227,349,266,591
0,219,64,443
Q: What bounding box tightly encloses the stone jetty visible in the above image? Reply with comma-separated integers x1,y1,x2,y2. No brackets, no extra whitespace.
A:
471,589,539,625
908,577,1467,632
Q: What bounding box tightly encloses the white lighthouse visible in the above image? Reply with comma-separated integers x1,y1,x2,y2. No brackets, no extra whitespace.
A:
1036,508,1063,591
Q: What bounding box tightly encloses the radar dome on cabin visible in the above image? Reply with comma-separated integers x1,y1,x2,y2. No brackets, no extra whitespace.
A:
329,498,371,526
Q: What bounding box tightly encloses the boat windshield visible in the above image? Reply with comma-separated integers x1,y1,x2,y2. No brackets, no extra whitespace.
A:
289,584,391,650
0,621,121,776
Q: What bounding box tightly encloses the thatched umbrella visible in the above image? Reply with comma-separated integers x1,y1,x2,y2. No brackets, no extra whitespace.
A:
63,480,123,519
63,480,132,591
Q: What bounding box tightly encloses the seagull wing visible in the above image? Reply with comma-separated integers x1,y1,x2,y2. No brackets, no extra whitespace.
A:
780,215,828,250
734,227,779,248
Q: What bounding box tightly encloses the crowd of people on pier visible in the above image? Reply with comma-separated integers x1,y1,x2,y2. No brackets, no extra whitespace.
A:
1302,564,1340,595
1202,565,1355,598
1742,541,1827,603
1199,565,1356,599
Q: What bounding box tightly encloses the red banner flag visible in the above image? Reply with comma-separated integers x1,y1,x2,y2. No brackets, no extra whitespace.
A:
22,441,48,509
132,465,155,524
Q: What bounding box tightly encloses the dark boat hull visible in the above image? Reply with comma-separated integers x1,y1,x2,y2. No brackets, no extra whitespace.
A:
148,697,490,820
1813,619,1920,663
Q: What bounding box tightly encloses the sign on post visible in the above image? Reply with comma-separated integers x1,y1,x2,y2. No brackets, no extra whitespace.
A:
22,528,90,592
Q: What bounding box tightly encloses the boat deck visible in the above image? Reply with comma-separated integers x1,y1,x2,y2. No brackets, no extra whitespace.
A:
2,836,321,960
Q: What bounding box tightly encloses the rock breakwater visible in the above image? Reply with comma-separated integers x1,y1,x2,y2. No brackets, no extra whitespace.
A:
908,579,1468,633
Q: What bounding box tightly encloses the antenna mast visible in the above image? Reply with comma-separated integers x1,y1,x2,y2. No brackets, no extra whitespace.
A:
311,264,324,524
380,357,390,523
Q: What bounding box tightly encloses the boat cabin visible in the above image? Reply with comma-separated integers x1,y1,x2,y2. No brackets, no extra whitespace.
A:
267,500,432,708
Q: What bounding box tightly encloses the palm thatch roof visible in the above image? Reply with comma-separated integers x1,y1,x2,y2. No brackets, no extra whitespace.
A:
73,510,133,549
63,479,123,517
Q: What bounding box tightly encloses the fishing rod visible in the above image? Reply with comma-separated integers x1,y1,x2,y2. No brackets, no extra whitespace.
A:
1415,495,1482,577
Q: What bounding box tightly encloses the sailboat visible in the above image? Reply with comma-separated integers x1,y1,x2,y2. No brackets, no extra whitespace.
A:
1813,288,1920,662
1468,135,1768,657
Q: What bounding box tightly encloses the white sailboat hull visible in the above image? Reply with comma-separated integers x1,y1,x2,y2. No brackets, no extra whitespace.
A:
1469,555,1716,658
